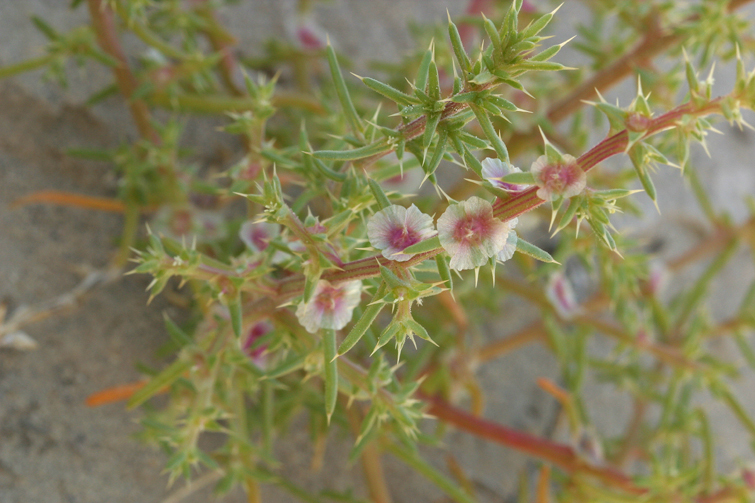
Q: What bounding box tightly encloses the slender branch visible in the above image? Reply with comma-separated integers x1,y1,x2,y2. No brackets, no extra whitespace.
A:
422,393,647,495
192,0,245,97
255,96,728,304
86,0,159,143
0,54,56,80
346,407,393,503
475,319,545,363
148,90,326,115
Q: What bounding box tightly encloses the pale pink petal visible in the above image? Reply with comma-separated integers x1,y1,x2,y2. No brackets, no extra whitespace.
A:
296,280,362,334
437,197,510,271
367,204,435,262
481,158,526,192
240,221,280,253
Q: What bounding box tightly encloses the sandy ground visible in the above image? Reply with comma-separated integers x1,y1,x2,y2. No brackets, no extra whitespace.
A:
1,2,755,503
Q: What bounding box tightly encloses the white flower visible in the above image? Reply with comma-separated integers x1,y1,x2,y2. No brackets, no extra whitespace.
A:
546,272,580,319
437,197,512,271
481,158,526,192
530,154,586,201
296,280,362,334
239,221,279,253
367,204,436,262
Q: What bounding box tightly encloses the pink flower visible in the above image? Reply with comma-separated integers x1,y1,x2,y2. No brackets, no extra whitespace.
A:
437,197,512,271
546,272,580,319
481,158,526,193
367,204,436,262
530,154,586,201
243,321,271,368
288,14,326,51
239,221,279,253
295,280,362,334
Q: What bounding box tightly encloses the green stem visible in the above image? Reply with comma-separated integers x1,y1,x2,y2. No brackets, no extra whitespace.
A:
385,442,477,503
148,90,325,115
0,54,56,80
114,203,139,268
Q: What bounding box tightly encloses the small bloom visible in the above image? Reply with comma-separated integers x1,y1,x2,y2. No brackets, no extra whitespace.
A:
546,272,580,319
296,280,362,334
481,158,526,192
239,221,279,253
243,321,272,368
496,219,519,262
530,154,586,201
151,205,225,243
288,14,326,51
367,204,436,262
437,197,512,271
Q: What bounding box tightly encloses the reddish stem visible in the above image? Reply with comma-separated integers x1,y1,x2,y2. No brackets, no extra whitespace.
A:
422,393,647,495
270,97,724,301
86,0,159,143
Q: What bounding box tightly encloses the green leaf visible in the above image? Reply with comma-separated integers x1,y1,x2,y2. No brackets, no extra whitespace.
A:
448,15,471,72
428,59,441,101
555,197,581,233
313,141,392,162
264,353,307,380
515,238,558,263
403,319,437,345
30,16,59,40
471,104,509,162
424,130,448,177
228,291,243,339
373,322,401,354
415,43,434,92
435,254,453,291
519,6,558,39
501,171,536,184
487,95,519,112
482,14,502,51
326,43,363,138
368,178,392,210
339,285,387,356
312,157,347,182
518,61,567,72
163,314,193,348
348,406,380,463
128,359,191,409
402,236,442,255
360,76,417,106
380,266,410,290
323,329,338,422
424,112,442,149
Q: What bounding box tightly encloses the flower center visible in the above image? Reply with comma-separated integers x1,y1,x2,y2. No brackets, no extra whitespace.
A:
315,284,345,313
453,214,493,246
388,226,421,251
